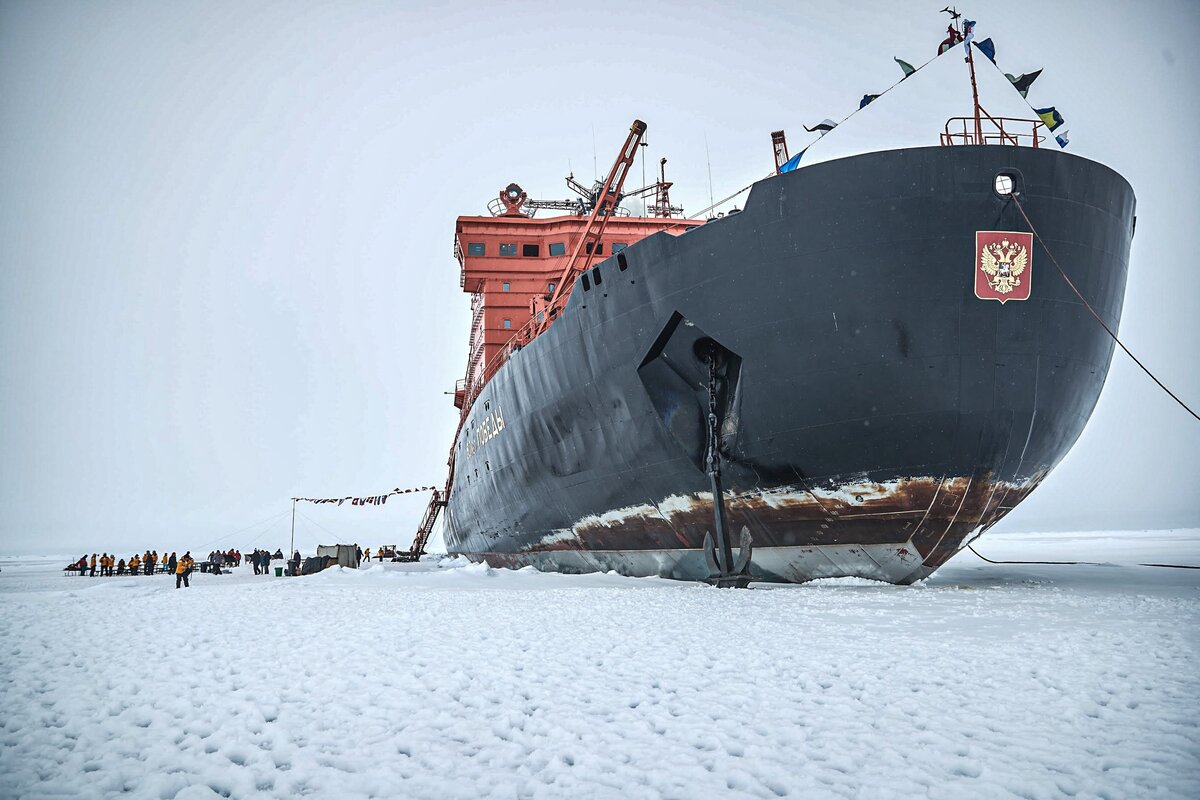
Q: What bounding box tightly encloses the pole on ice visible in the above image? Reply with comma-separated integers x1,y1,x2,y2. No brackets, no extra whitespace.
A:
289,498,296,565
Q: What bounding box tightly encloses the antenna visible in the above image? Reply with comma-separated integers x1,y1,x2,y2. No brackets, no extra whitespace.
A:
640,141,649,216
592,125,598,179
704,134,715,218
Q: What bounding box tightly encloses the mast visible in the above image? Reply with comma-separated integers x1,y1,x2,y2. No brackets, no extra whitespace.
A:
965,19,982,144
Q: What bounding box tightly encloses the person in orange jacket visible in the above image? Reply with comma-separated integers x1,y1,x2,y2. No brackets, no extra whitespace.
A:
129,554,140,573
175,552,193,589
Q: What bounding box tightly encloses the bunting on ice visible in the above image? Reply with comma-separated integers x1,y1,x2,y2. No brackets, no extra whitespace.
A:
1006,69,1043,98
293,485,439,506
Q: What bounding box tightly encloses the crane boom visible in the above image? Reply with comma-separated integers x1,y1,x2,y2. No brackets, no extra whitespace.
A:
537,120,647,333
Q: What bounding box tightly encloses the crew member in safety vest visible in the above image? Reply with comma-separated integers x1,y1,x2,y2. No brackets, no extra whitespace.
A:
129,554,141,573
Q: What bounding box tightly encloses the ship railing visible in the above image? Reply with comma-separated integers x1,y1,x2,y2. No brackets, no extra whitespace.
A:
457,303,554,415
940,115,1046,148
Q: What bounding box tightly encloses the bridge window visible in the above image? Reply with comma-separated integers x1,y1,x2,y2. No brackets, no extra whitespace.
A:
503,319,511,329
522,244,539,257
467,242,485,256
549,242,566,256
499,243,517,256
502,282,510,291
548,282,556,292
585,242,603,256
612,242,627,253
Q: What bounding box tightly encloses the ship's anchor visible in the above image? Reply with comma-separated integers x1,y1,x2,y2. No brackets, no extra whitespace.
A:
699,341,753,588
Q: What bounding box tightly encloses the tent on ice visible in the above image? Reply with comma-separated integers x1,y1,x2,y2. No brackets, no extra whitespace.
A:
316,544,360,569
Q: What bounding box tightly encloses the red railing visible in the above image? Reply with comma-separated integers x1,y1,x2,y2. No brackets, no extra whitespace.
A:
941,115,1046,148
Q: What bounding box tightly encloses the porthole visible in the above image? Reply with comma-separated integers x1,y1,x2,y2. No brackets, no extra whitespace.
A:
993,169,1022,198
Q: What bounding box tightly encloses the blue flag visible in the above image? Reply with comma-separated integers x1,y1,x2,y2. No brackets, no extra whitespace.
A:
1035,106,1065,132
779,150,805,173
974,38,996,63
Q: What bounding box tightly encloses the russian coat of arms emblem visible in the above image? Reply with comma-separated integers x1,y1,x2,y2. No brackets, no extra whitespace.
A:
975,231,1033,303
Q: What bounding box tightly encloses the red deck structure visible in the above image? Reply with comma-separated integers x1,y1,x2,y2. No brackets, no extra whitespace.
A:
452,214,700,411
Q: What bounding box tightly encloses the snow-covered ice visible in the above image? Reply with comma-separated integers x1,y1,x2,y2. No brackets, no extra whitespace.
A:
1,531,1197,799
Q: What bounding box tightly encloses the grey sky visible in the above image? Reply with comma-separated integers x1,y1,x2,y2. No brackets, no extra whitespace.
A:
2,1,1197,557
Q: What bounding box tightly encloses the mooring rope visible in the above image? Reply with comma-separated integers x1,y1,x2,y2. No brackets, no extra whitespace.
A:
1008,192,1199,422
967,542,1197,570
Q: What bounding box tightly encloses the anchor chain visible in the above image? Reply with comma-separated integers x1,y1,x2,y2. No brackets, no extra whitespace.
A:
700,342,753,588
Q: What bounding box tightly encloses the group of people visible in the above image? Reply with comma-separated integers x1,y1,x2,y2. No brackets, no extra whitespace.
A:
67,546,310,584
206,549,242,570
68,551,197,588
248,548,285,575
71,551,172,577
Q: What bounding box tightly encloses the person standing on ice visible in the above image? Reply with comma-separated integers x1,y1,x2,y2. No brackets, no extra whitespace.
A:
168,552,177,575
129,553,140,574
290,550,301,576
364,547,371,562
89,554,97,577
260,550,270,576
175,552,193,589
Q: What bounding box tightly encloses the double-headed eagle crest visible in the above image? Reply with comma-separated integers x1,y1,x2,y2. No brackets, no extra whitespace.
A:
979,237,1028,294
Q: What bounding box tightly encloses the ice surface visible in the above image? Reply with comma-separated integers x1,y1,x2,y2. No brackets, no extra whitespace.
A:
1,531,1198,799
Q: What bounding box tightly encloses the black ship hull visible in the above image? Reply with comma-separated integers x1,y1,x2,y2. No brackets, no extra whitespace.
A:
443,145,1135,584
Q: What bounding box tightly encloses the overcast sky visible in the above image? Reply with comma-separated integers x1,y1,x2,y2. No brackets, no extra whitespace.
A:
2,0,1197,557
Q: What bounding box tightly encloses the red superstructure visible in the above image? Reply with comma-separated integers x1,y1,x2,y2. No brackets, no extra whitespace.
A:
451,214,699,410
450,120,702,414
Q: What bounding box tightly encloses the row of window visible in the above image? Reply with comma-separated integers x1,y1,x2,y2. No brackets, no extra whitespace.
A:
499,281,556,293
467,241,628,258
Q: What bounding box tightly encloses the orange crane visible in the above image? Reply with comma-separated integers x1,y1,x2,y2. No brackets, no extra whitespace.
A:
536,119,647,334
